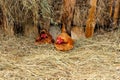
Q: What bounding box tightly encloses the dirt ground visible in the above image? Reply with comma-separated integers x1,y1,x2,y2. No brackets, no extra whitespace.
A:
0,28,120,80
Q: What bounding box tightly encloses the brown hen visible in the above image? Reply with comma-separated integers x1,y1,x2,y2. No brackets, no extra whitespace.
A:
54,24,74,51
35,29,53,45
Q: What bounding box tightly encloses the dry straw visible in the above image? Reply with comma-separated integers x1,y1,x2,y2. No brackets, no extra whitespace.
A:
0,0,120,79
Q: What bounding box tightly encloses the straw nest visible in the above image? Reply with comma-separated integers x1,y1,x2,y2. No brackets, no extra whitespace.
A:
0,26,120,79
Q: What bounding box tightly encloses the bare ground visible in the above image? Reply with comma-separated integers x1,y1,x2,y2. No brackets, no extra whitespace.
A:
0,29,120,80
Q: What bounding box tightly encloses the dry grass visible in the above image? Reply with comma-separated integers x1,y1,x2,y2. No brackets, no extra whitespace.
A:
0,27,120,80
0,0,120,79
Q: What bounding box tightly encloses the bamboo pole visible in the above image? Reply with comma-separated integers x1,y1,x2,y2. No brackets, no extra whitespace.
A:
110,0,120,27
62,0,76,35
85,0,97,38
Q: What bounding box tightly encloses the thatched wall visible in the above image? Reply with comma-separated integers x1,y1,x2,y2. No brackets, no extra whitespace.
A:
0,0,119,37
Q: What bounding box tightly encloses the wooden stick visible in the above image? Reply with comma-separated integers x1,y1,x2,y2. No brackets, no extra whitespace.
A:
110,0,119,28
85,0,97,38
62,0,76,35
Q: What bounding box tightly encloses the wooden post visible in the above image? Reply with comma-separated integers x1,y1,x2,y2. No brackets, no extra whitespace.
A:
110,0,119,28
62,0,76,35
85,0,97,38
